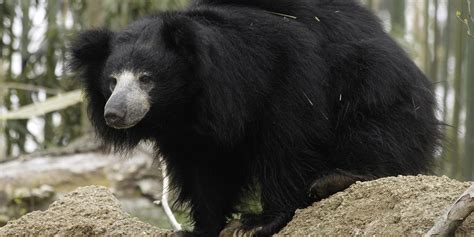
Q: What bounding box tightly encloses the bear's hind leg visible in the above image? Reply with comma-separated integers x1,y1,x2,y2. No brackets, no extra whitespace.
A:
309,169,375,200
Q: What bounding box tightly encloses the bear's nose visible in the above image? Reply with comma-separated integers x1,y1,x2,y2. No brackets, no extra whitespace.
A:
104,109,125,125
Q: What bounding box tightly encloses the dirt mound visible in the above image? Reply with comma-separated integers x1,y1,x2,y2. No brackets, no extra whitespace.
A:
278,175,473,236
0,186,169,236
1,176,472,236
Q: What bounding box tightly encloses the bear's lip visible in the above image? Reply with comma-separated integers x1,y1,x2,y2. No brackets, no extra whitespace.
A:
105,118,140,130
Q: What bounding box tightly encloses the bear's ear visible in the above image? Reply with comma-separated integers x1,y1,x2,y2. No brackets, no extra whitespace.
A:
161,14,211,64
70,28,113,70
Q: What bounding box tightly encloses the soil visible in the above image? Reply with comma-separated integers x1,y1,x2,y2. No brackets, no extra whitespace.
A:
0,186,169,236
1,175,473,236
278,175,474,236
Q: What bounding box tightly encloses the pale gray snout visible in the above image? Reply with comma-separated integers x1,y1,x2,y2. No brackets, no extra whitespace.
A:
104,70,152,129
104,97,127,128
104,91,150,129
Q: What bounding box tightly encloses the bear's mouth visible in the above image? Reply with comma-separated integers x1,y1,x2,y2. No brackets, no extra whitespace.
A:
105,118,141,129
104,107,149,130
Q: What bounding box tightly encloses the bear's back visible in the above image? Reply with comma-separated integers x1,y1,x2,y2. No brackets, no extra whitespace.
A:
192,0,387,43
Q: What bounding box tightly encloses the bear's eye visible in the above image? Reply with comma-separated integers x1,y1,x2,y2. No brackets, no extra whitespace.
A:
139,75,153,85
109,77,117,92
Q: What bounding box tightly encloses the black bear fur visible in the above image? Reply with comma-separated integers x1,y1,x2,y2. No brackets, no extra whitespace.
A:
70,0,441,236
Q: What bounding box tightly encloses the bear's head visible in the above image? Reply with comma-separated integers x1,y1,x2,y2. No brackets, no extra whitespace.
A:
70,14,213,149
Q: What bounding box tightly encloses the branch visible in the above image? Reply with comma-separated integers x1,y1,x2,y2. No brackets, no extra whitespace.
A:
425,184,474,236
457,0,473,37
137,145,182,230
0,82,62,95
0,90,83,120
155,158,182,231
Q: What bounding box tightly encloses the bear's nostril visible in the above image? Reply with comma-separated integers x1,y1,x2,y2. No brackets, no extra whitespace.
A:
104,110,125,124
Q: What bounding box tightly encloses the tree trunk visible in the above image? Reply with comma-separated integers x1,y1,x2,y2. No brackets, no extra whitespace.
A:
430,0,440,83
15,0,32,154
0,0,5,159
447,0,466,179
43,0,59,149
390,0,406,36
85,0,105,27
441,1,453,124
463,1,474,180
423,0,431,75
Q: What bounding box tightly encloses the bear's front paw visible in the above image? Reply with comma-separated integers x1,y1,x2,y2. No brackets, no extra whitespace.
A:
169,230,195,237
219,220,262,237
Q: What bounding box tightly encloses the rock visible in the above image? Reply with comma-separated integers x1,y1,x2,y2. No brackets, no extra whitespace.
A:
0,186,170,236
0,147,158,194
137,178,163,200
278,175,474,236
0,215,8,227
0,185,56,226
105,151,162,197
13,185,56,203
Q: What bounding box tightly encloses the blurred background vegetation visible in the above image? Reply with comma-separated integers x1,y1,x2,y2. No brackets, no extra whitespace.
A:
0,0,473,230
0,0,473,178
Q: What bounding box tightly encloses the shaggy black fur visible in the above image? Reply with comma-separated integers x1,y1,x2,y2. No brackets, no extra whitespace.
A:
70,0,440,236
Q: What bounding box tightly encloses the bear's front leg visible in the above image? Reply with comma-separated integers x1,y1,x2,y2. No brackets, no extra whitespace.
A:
236,165,313,236
170,158,246,237
195,192,236,236
171,184,232,237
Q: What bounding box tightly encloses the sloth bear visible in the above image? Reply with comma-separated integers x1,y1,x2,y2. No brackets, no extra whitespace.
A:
70,0,440,236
